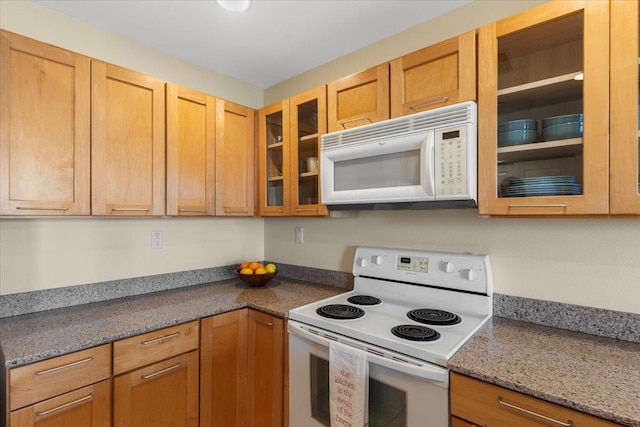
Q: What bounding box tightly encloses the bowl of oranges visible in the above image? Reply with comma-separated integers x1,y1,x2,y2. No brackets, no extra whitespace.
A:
235,261,278,287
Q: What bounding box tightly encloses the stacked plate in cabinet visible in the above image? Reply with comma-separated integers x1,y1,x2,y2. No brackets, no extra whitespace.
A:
500,176,582,197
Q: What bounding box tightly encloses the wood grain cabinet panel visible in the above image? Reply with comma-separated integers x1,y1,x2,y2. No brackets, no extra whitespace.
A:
327,63,390,132
258,100,291,216
200,309,248,427
390,30,476,117
10,379,111,427
246,309,284,427
166,83,216,216
113,321,199,375
91,61,165,216
477,0,610,216
215,99,256,216
0,30,90,216
450,372,622,427
610,0,640,214
9,344,111,412
113,351,199,427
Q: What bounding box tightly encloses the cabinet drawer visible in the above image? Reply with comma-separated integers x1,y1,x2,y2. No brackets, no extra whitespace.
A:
9,344,111,411
113,320,199,375
450,372,622,427
10,379,111,427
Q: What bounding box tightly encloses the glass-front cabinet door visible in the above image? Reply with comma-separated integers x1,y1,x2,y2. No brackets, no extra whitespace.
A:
478,1,609,216
610,0,640,215
290,86,328,216
259,101,290,216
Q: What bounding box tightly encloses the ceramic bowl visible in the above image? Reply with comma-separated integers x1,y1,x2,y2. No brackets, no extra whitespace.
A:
235,269,277,287
498,119,537,133
542,121,583,141
541,113,583,129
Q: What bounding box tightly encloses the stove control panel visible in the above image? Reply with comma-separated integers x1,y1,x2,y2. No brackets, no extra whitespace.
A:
353,246,492,295
396,255,429,273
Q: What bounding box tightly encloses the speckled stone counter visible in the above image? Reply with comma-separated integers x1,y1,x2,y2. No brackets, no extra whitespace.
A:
448,317,640,427
0,278,347,367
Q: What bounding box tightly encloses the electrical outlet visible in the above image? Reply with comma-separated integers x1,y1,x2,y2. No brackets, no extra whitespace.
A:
151,231,163,249
295,227,303,244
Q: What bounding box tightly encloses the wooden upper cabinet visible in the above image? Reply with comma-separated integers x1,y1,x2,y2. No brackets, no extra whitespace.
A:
327,63,390,132
610,0,640,215
215,99,256,216
390,31,476,117
477,0,609,216
258,100,291,216
166,84,216,216
91,61,165,216
0,31,90,216
290,86,329,216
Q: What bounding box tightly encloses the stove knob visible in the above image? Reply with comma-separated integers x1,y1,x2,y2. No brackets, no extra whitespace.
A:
357,257,369,268
371,255,384,265
463,268,478,281
442,261,456,273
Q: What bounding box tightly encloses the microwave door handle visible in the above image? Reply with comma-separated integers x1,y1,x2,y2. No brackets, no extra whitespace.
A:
287,321,448,385
422,132,436,196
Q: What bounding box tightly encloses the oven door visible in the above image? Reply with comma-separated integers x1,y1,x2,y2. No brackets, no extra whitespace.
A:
288,320,449,427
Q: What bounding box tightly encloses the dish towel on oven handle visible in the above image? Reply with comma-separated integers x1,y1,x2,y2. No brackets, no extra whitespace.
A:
329,340,369,427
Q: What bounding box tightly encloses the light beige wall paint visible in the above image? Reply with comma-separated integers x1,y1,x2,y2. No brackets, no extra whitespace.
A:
0,0,263,108
264,0,547,104
263,0,640,315
0,218,264,294
265,211,640,314
0,0,265,295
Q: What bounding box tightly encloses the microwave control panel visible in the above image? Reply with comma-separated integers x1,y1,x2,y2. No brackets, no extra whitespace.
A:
434,126,468,197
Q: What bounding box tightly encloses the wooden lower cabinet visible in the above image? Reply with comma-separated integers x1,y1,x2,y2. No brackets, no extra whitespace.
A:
10,379,111,427
200,309,284,427
113,350,199,427
451,416,479,427
450,372,622,427
247,309,284,427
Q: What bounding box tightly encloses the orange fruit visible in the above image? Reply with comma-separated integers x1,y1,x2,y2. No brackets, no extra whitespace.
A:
240,268,254,275
248,261,261,271
240,261,251,269
254,267,267,275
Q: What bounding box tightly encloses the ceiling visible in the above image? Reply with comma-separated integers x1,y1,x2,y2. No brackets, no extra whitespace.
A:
31,0,471,89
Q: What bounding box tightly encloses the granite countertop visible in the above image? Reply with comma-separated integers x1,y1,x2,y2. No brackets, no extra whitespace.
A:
0,278,347,367
448,317,640,427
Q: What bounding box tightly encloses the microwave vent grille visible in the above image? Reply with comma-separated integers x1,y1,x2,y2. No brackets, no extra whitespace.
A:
322,101,475,150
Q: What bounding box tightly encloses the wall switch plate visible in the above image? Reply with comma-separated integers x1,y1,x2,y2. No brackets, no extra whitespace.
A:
151,231,163,249
295,227,303,244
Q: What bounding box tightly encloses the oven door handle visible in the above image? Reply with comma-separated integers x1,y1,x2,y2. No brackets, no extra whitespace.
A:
288,321,449,387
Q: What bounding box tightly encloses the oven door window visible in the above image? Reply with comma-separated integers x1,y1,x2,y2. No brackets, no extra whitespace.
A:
310,354,407,427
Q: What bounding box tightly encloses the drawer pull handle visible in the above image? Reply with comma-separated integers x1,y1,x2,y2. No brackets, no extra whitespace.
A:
295,208,318,212
35,357,93,375
224,209,249,214
141,363,181,380
178,209,208,213
111,208,150,212
16,206,69,211
35,394,93,417
408,96,449,110
251,315,274,327
498,397,573,427
140,331,181,346
340,116,372,128
508,204,568,209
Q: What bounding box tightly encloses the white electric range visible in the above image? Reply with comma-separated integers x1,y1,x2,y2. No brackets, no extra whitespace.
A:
287,246,493,427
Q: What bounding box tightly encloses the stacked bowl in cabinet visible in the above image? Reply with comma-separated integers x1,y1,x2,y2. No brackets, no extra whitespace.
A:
541,113,583,141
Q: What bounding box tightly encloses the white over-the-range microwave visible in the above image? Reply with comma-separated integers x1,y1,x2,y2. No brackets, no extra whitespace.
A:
320,101,477,210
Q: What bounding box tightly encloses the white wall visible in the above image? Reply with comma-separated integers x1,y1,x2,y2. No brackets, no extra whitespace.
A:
0,218,264,294
264,211,640,314
2,0,639,316
0,0,265,295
